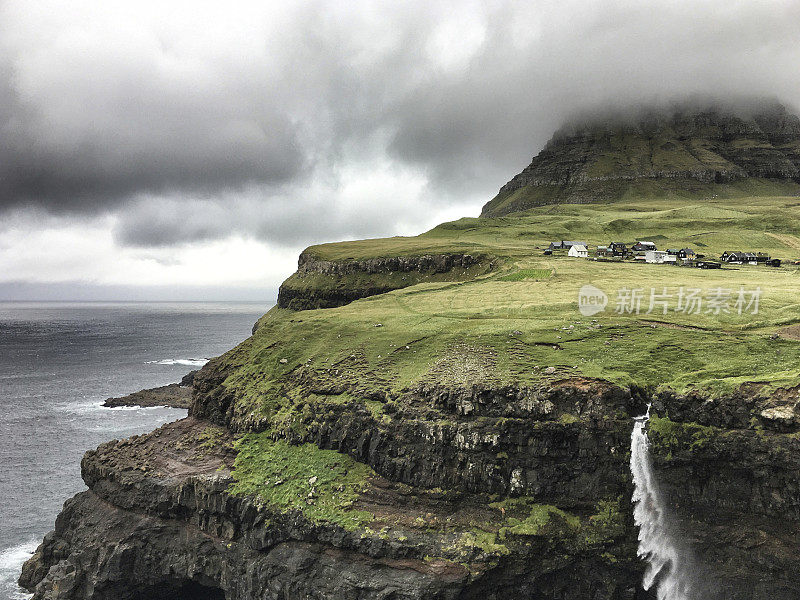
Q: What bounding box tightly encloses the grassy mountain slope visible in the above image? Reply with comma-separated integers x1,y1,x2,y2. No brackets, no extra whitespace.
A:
481,102,800,217
189,195,800,588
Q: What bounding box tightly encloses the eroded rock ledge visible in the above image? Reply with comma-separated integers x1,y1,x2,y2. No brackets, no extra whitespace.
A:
102,371,197,409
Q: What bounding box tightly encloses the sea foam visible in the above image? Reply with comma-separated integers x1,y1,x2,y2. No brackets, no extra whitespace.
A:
0,542,36,600
145,358,209,366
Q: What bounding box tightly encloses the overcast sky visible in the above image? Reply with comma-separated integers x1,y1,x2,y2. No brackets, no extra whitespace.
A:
2,0,800,301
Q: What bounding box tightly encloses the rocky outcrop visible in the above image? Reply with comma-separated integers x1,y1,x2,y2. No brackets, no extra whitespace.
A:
276,252,495,311
103,383,192,409
481,101,800,217
20,417,643,600
103,371,198,409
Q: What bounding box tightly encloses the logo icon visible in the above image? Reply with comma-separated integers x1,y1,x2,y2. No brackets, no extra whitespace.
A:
578,284,608,316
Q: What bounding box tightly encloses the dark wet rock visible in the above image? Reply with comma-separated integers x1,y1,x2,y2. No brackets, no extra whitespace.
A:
180,370,198,387
20,418,643,600
102,371,199,409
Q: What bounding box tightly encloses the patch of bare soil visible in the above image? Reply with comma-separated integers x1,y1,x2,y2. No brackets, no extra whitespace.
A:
777,324,800,340
101,417,236,478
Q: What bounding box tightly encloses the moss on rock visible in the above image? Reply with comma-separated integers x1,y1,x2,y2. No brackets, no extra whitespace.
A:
230,432,374,530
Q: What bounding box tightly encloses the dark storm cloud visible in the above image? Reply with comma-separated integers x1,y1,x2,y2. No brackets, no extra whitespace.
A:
0,2,307,210
3,0,800,244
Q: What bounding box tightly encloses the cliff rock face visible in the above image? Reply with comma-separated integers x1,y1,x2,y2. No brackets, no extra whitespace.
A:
482,101,800,217
276,252,494,311
20,398,645,600
21,364,800,599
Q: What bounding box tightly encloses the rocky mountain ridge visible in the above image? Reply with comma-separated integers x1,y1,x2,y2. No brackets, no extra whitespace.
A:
482,101,800,217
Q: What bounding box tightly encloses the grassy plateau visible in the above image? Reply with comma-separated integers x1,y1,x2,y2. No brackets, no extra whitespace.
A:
246,196,800,399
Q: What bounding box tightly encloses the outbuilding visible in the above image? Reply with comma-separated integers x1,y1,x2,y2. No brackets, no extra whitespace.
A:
645,250,677,264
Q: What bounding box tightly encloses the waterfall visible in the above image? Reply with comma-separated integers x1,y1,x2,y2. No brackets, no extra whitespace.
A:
630,406,692,600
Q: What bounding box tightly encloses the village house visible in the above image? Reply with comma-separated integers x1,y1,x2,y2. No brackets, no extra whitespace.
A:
721,251,760,265
632,241,657,252
568,244,589,258
608,242,627,257
595,245,610,257
667,248,696,260
548,240,587,251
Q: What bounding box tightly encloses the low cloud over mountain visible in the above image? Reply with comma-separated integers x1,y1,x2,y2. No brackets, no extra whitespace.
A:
2,0,800,296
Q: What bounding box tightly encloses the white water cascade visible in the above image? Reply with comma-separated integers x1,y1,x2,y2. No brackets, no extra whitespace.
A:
630,406,693,600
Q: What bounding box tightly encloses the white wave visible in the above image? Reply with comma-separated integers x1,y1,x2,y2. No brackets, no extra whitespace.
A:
52,398,105,413
145,358,209,366
104,404,166,411
0,541,37,599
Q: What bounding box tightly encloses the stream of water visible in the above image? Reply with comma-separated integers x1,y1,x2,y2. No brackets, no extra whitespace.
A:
630,406,693,600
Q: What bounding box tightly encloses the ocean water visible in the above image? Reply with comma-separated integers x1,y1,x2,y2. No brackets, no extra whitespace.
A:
0,302,269,599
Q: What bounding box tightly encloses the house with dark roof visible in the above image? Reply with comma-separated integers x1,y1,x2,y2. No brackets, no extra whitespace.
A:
667,248,696,261
608,242,627,256
632,241,657,252
720,251,760,265
548,240,588,251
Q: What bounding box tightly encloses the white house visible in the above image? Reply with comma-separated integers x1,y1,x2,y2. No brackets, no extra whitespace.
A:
568,244,589,258
645,250,677,264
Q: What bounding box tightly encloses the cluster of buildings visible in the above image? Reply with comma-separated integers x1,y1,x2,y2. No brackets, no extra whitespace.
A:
545,240,782,268
719,251,781,267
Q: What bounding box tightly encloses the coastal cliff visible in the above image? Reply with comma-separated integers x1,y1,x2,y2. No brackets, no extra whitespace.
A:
21,106,800,599
20,371,800,599
276,251,495,311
